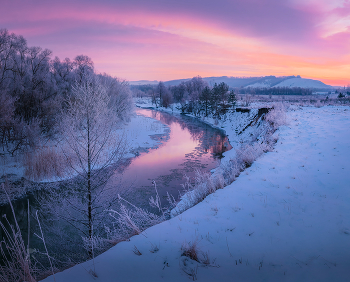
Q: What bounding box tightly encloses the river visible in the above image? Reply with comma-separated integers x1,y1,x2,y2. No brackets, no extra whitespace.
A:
0,107,232,266
119,108,231,209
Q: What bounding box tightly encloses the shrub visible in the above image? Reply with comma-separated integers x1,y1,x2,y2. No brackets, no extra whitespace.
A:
265,103,287,130
236,142,272,168
106,195,164,243
181,240,215,265
24,147,70,181
181,241,200,262
171,170,224,217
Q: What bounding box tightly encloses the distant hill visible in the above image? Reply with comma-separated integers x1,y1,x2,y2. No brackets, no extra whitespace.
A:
130,76,333,89
129,80,158,85
271,77,332,89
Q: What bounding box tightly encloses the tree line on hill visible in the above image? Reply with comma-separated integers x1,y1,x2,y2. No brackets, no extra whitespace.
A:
0,29,132,155
237,87,313,95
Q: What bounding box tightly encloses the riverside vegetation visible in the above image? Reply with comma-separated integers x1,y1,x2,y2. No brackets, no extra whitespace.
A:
0,28,314,282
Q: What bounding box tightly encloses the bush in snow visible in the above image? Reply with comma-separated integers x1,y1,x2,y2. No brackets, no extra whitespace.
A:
99,193,167,249
236,141,273,168
171,170,224,217
264,103,287,131
24,147,69,181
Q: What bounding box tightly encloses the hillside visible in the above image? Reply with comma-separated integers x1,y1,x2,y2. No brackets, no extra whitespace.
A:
272,77,333,89
130,76,333,89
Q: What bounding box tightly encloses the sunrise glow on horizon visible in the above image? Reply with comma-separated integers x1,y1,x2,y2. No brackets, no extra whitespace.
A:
1,0,349,86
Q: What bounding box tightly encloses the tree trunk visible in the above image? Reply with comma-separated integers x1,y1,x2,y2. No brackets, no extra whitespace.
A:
87,117,93,259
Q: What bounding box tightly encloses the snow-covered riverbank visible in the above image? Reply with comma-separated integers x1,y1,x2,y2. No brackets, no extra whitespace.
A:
43,105,350,281
0,110,169,203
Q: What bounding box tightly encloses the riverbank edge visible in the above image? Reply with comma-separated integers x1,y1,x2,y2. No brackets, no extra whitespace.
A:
0,110,171,205
42,104,350,282
135,101,282,217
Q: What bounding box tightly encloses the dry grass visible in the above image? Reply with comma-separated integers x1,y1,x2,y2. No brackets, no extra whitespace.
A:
181,240,216,266
24,147,70,181
0,184,37,282
181,241,200,262
132,245,142,256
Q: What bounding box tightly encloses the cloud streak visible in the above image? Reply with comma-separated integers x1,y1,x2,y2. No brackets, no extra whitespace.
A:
1,0,349,85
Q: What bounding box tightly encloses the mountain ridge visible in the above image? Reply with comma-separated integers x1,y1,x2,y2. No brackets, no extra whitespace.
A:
130,75,334,89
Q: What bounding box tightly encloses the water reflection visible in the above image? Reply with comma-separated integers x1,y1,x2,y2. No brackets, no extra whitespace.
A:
118,108,231,208
0,108,232,266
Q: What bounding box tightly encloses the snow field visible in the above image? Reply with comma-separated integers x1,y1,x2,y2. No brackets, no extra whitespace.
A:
122,109,169,159
42,105,350,282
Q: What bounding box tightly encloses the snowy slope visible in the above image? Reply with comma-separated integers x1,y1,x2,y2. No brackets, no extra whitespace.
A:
129,80,159,85
130,76,333,89
42,106,350,282
245,82,271,88
163,76,287,88
273,77,332,89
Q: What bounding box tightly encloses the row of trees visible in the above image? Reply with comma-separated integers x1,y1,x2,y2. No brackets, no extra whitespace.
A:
133,76,236,118
0,28,132,155
336,85,350,98
1,29,135,272
237,87,313,95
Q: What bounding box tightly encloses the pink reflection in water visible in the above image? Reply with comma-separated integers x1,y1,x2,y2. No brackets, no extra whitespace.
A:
117,108,231,206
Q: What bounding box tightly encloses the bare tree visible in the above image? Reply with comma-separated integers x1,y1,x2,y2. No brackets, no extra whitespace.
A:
41,74,126,259
72,55,94,84
199,86,211,117
0,91,15,150
97,73,133,121
156,81,166,107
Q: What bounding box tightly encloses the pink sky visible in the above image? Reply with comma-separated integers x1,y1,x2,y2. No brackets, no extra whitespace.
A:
1,0,349,85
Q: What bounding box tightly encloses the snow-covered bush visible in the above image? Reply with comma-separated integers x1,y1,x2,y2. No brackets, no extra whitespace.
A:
265,103,287,131
221,158,240,185
236,141,272,168
315,100,323,108
171,170,224,217
108,203,163,237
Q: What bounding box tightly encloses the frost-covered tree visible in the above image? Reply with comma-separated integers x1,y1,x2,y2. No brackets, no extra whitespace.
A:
51,56,75,99
73,55,94,84
161,88,173,108
170,82,187,103
228,90,237,111
14,46,53,123
211,82,229,117
0,91,16,150
0,29,133,158
186,76,207,95
199,86,211,117
97,73,133,121
42,74,126,258
156,81,166,107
